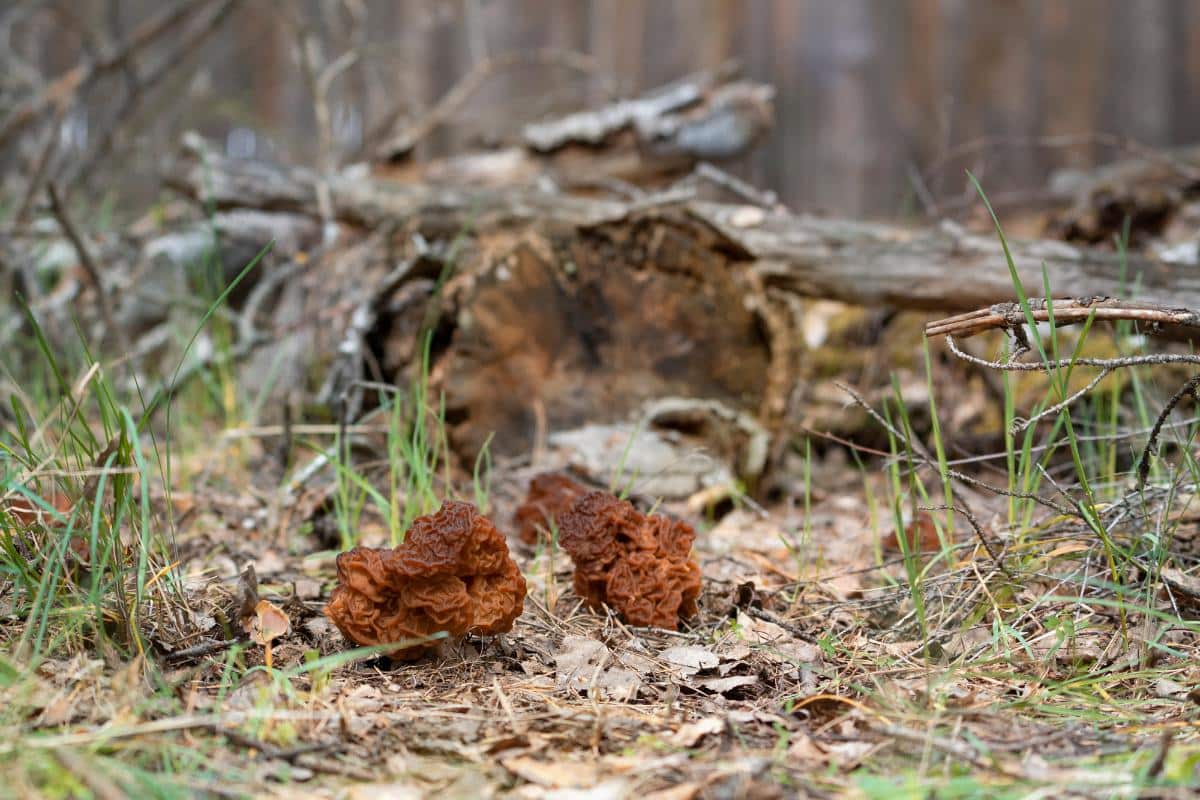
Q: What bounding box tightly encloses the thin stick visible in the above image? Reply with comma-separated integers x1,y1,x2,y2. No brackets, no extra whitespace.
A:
920,503,1014,580
373,48,613,160
45,182,127,353
0,0,215,152
836,382,1074,516
926,298,1200,340
65,0,241,192
945,334,1200,372
1136,374,1200,491
1011,368,1114,434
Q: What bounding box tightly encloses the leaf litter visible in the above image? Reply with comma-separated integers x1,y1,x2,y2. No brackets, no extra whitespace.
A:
7,399,1200,797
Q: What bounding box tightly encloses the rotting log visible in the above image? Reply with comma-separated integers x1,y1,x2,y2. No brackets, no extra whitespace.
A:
168,134,1198,313
162,135,1200,473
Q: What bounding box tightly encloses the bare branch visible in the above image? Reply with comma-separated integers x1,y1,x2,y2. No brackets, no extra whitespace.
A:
926,297,1200,341
45,182,125,353
0,0,221,153
374,48,616,162
63,0,240,192
1136,374,1200,491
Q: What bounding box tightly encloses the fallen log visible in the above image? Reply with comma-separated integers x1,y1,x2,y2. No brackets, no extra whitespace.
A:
161,134,1200,475
168,133,1199,312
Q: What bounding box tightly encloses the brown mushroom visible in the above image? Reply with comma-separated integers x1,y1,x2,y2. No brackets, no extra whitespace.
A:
513,472,590,544
558,491,702,629
325,500,527,659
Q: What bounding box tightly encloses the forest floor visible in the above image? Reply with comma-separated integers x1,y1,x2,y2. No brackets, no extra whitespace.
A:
5,325,1200,800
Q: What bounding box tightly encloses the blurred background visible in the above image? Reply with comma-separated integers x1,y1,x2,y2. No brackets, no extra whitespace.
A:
6,0,1200,219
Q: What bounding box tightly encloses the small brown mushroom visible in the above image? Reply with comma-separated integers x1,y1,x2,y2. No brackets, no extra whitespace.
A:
513,472,590,544
558,491,702,629
325,500,527,659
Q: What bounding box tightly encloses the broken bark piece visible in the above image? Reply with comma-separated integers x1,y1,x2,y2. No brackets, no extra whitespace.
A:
558,491,702,630
375,74,774,188
325,500,527,659
514,473,590,544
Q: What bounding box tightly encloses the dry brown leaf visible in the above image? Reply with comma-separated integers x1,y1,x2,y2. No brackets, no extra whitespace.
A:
882,511,942,552
669,716,724,747
643,786,699,800
5,490,72,526
233,564,259,628
502,755,600,788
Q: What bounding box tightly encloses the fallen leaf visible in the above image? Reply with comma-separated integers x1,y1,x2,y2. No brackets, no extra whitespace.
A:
234,564,259,628
814,738,874,769
555,636,642,700
304,616,335,638
660,645,718,677
595,668,641,701
614,649,657,675
544,781,630,800
823,572,864,600
643,784,700,800
343,783,423,800
503,755,599,788
1043,542,1091,560
293,577,323,600
36,691,79,727
342,684,384,713
555,636,609,692
5,490,72,526
694,675,759,694
734,611,787,644
1154,678,1188,700
882,511,942,552
253,549,287,575
1160,567,1200,615
670,716,724,747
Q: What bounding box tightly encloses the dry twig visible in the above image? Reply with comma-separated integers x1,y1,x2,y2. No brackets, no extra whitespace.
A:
45,182,126,353
373,48,614,161
0,0,217,153
925,297,1200,341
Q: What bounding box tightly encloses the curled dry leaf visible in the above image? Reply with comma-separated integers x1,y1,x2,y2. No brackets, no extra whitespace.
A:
670,716,725,747
660,645,719,677
694,675,759,695
554,635,642,701
234,564,259,628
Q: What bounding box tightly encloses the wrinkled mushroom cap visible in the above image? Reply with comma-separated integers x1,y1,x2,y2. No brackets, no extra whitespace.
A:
558,491,701,629
514,473,590,544
326,500,526,659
